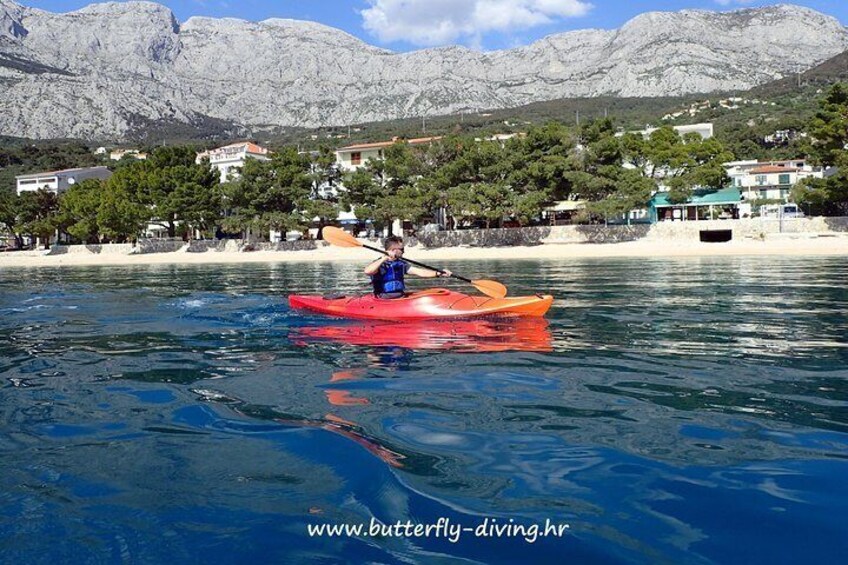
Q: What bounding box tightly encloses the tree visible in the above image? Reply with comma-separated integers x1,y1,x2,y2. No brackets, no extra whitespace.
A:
341,140,432,231
116,145,219,238
805,83,848,168
307,147,342,237
505,122,581,224
97,185,148,242
16,189,59,248
567,119,623,207
440,140,514,227
621,126,731,204
585,168,655,223
793,84,848,215
223,148,312,238
0,190,17,243
58,179,103,243
166,164,222,238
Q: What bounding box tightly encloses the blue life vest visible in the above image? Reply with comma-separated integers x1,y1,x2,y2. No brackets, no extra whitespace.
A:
372,260,406,295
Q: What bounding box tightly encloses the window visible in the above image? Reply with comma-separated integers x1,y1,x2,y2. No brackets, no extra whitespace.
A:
19,179,37,185
755,175,767,186
351,152,361,166
778,174,790,186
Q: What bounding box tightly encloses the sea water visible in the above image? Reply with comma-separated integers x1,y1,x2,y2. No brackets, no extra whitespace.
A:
1,257,846,563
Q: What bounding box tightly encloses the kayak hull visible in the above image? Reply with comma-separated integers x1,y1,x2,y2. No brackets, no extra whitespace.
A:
288,288,553,320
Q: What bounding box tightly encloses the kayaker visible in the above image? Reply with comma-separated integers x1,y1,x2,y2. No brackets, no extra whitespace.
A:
364,236,452,299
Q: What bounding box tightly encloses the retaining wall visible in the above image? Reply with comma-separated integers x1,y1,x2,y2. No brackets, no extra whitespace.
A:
417,217,848,247
42,217,848,255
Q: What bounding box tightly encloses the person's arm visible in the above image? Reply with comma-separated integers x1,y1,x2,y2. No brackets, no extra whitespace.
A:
408,266,452,278
364,256,388,275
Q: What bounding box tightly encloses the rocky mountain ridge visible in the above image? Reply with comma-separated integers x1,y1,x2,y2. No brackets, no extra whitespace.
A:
0,0,846,140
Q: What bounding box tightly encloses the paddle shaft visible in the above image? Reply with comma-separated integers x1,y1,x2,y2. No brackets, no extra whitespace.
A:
361,242,473,283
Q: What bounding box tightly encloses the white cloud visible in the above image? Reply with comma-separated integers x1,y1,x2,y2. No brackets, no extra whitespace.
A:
361,0,593,47
713,0,757,6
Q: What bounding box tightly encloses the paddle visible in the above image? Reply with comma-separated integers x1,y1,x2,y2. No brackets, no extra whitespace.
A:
322,226,508,299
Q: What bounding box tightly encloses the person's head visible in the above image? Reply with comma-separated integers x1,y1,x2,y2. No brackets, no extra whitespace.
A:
384,235,404,254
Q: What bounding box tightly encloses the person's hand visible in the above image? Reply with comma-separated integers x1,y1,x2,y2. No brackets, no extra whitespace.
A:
438,270,452,278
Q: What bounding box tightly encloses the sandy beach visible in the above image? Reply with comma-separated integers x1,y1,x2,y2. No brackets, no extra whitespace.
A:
1,236,846,268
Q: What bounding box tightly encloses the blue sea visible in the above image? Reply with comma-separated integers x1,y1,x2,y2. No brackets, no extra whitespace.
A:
1,257,847,564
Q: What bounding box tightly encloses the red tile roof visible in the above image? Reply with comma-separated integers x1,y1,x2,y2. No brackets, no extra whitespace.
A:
749,165,799,174
337,136,442,152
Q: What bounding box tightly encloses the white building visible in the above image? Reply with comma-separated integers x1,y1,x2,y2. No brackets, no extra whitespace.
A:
330,136,442,236
723,158,825,216
335,136,442,172
725,158,824,200
110,149,147,161
617,122,714,140
15,166,112,196
196,142,272,183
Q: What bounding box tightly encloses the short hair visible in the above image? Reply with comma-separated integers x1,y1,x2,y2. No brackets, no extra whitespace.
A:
384,235,404,250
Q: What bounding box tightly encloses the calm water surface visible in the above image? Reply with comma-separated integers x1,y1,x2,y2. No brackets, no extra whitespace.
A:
1,257,847,564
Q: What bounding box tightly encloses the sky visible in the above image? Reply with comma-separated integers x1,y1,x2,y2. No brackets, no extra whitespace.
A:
22,0,848,51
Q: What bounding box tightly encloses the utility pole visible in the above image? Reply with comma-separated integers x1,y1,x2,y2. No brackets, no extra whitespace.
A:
422,115,426,133
575,110,580,126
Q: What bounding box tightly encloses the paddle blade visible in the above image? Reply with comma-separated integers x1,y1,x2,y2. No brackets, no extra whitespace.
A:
471,279,508,299
322,226,363,248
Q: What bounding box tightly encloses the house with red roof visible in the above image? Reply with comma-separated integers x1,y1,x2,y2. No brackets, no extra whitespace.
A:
724,159,825,210
196,141,272,183
334,136,442,172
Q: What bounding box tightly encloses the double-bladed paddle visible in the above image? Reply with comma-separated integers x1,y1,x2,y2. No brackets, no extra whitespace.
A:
322,226,508,299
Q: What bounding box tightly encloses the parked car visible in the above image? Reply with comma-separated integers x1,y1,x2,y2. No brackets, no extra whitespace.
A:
760,204,805,219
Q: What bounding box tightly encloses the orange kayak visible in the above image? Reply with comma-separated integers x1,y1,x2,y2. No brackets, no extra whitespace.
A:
288,288,554,320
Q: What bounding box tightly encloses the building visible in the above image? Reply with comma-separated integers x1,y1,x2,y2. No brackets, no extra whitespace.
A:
617,122,714,140
650,187,742,222
328,136,442,236
724,159,825,215
15,166,112,196
543,199,587,225
335,136,442,172
196,142,272,183
109,149,147,161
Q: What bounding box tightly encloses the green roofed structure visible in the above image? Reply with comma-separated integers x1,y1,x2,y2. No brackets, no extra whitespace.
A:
649,187,742,223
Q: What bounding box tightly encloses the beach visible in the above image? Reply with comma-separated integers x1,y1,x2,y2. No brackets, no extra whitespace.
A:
1,235,846,268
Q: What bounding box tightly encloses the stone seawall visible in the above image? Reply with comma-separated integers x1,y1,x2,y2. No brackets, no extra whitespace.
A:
417,217,848,247
186,240,326,252
49,240,186,255
42,217,848,255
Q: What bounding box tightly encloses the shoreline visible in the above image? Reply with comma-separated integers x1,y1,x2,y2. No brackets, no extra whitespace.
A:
1,237,846,268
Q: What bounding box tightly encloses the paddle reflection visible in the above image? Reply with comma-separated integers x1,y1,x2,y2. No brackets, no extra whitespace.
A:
291,317,553,353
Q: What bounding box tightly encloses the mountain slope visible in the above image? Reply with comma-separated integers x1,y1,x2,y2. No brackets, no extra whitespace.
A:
749,48,848,97
0,1,846,140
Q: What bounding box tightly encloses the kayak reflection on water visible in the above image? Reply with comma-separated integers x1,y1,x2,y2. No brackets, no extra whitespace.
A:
280,318,552,469
290,317,553,353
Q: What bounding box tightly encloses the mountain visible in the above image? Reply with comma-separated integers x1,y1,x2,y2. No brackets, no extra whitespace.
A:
0,1,846,140
749,47,848,97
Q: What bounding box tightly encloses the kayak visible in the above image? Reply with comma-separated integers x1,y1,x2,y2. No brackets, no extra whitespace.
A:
291,318,553,352
288,288,554,320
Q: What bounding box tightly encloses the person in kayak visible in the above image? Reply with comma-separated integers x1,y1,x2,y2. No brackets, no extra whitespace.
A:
364,236,451,299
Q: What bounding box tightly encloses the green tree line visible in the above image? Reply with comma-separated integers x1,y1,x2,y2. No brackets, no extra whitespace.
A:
2,84,846,248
